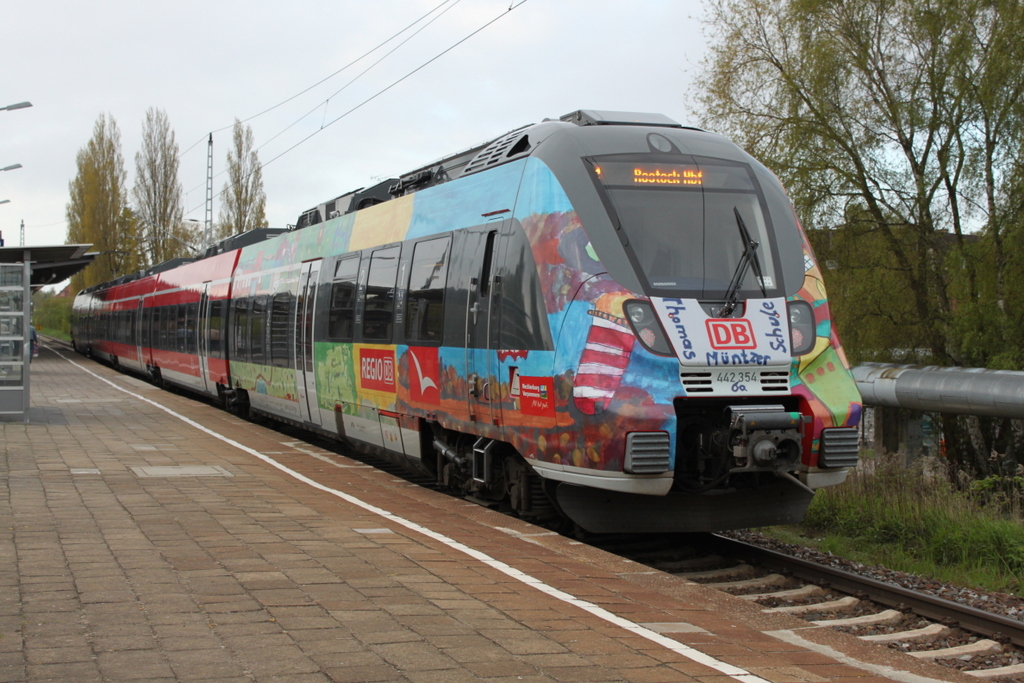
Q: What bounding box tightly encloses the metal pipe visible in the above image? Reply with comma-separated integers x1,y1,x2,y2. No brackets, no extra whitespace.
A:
433,438,464,465
852,363,1024,418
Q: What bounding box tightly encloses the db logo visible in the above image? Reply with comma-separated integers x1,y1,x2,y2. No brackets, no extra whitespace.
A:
706,319,756,350
359,348,396,392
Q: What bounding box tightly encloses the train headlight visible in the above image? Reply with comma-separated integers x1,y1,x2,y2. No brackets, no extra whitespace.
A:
788,300,816,356
623,300,673,356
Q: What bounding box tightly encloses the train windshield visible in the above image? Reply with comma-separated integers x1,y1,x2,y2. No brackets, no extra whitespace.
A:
589,155,782,299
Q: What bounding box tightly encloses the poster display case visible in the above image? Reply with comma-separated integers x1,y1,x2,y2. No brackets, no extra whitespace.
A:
0,262,29,414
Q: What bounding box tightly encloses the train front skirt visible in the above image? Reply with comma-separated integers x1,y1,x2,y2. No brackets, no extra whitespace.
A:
554,479,813,534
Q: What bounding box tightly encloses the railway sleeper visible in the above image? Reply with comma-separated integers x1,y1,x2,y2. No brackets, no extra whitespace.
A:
704,573,787,591
651,554,727,572
767,595,860,615
967,662,1024,679
812,609,903,628
675,563,756,582
908,639,1003,660
742,584,825,602
858,623,952,644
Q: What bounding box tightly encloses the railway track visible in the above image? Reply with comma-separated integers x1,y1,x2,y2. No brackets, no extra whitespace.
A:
595,532,1024,680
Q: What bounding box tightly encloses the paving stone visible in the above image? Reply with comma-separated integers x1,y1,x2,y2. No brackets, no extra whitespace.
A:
23,661,102,682
321,663,404,682
4,352,964,683
164,648,247,679
370,640,459,671
96,649,175,679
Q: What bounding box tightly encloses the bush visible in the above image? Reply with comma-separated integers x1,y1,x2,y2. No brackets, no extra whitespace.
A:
32,293,73,338
800,454,1024,593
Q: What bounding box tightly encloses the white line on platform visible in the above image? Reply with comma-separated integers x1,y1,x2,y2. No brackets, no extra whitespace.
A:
54,350,770,683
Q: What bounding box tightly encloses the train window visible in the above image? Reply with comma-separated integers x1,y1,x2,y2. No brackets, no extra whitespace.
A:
166,306,175,350
141,308,151,348
480,231,497,296
209,300,224,358
334,255,359,280
160,306,170,351
232,299,249,363
328,255,360,341
363,246,400,342
159,306,170,350
185,303,198,355
269,292,292,367
589,155,781,298
250,295,268,364
405,237,450,344
176,305,187,353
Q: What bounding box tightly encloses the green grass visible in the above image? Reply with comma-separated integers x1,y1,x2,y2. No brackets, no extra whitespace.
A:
761,455,1024,596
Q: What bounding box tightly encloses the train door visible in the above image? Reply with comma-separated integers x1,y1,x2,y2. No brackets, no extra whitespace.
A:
296,260,323,425
135,298,145,368
198,283,212,394
465,226,502,425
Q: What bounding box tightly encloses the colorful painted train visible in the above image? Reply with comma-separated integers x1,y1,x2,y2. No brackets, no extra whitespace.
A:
72,110,862,533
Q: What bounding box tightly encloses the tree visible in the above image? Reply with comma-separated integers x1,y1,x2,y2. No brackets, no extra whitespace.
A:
32,289,73,339
66,114,143,291
217,119,268,238
697,0,1024,367
133,107,185,265
698,0,1024,478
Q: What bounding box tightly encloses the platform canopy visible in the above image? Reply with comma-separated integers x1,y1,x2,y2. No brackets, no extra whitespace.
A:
0,244,95,288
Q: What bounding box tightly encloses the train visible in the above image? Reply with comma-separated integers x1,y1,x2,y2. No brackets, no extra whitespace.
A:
72,109,862,534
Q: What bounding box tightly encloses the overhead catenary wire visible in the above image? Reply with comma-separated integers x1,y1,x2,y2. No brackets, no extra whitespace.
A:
26,1,520,240
177,0,457,161
251,0,466,160
184,0,531,220
181,0,465,200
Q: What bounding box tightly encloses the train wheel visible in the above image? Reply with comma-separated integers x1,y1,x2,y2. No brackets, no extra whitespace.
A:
506,456,558,524
224,388,251,419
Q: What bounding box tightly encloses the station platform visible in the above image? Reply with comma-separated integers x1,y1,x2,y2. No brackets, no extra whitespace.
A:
0,344,974,682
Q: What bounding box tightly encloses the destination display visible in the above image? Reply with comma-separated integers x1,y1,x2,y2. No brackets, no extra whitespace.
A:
594,162,704,187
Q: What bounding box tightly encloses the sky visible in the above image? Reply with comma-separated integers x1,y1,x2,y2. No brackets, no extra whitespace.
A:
1,0,710,254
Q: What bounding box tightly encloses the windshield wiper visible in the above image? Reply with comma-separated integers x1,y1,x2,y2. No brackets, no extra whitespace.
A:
717,207,768,317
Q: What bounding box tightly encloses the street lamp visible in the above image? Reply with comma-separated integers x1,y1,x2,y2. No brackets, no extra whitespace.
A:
2,102,32,112
0,200,9,206
1,164,22,172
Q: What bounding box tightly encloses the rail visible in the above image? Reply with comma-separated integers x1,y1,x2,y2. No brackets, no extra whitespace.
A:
709,534,1024,648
